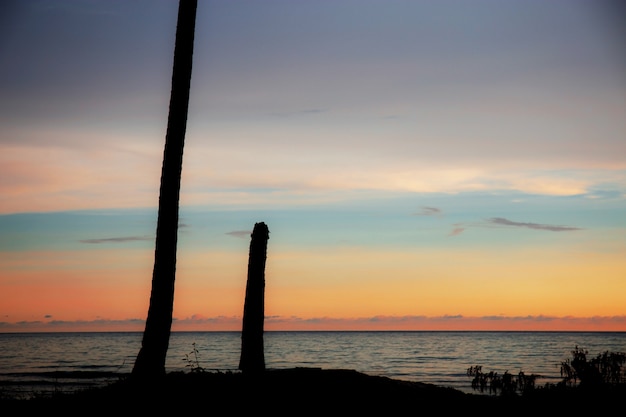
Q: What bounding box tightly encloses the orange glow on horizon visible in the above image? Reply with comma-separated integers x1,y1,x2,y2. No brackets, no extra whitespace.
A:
2,243,625,333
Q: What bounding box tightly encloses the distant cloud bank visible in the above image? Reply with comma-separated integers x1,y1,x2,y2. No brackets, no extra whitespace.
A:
2,314,624,332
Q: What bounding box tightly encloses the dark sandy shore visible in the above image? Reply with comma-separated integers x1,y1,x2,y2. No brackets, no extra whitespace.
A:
2,367,622,415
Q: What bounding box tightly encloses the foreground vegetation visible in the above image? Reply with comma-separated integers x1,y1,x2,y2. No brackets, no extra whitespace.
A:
467,346,626,397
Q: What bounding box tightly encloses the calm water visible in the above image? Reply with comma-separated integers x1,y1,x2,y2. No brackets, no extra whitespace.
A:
1,331,624,397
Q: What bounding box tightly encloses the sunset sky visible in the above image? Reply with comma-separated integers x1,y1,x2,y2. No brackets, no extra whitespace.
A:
1,0,625,332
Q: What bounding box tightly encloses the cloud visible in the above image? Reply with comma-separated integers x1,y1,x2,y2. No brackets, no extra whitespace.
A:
449,217,582,236
487,217,582,232
226,230,252,239
0,318,147,332
448,226,465,236
262,314,626,331
414,206,442,216
2,314,626,332
269,108,327,117
79,236,153,244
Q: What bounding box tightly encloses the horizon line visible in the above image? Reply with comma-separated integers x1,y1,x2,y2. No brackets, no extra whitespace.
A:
2,329,626,334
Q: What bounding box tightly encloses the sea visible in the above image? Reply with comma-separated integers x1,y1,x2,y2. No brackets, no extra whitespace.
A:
1,331,624,398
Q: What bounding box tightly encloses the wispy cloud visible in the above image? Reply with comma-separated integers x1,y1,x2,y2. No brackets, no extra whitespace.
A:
226,230,252,239
449,217,582,236
448,226,465,236
414,206,442,216
269,108,327,117
80,236,153,244
487,217,582,232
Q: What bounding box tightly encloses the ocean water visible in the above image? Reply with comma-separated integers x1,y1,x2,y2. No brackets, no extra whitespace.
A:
0,331,624,397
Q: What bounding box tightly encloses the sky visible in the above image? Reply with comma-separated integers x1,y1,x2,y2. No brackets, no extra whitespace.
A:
1,0,625,332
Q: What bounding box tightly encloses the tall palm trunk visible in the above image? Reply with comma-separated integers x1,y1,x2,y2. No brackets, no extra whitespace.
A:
132,0,197,378
239,222,270,373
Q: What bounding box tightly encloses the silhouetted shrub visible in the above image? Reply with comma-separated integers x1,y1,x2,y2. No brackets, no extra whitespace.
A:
466,366,539,396
468,346,626,397
560,346,626,388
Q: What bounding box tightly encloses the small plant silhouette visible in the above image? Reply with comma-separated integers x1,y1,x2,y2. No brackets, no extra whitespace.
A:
466,365,539,396
560,345,626,388
468,346,626,396
182,342,204,373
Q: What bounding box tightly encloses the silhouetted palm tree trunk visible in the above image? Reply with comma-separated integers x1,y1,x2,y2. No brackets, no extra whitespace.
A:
239,222,270,373
132,0,197,378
